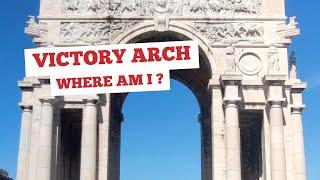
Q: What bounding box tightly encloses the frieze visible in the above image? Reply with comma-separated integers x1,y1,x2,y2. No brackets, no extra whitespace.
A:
60,20,140,44
62,0,263,17
192,22,264,45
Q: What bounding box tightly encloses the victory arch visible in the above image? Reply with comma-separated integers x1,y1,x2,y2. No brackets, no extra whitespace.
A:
16,0,307,180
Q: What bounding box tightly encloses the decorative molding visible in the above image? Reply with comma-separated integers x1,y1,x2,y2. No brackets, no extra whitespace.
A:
61,0,263,17
60,20,140,44
192,22,264,45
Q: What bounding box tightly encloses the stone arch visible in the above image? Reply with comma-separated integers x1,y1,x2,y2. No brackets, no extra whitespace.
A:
108,24,215,180
113,21,220,74
112,22,220,113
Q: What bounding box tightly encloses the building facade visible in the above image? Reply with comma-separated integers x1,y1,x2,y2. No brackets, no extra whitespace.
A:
16,0,307,180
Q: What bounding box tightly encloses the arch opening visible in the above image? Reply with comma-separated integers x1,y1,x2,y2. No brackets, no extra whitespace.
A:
116,31,213,113
108,31,213,180
120,79,201,180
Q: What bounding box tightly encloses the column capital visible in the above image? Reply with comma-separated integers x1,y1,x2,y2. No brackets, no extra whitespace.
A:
83,98,99,105
208,75,221,89
18,103,33,111
223,97,241,107
291,104,306,113
268,99,286,107
291,82,307,93
220,74,242,87
263,74,286,85
18,77,41,90
39,98,56,105
18,80,34,91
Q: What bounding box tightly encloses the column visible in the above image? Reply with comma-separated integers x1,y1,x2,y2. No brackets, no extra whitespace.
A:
264,75,287,180
80,99,98,180
290,82,307,180
269,101,287,180
221,74,242,180
36,99,54,180
16,105,33,180
199,113,212,180
291,106,306,180
224,100,241,180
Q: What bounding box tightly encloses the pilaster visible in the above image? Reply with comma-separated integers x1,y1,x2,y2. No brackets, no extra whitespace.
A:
209,76,225,180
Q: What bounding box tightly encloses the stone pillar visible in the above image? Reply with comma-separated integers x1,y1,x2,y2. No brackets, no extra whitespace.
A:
269,101,287,180
108,112,124,180
16,105,33,180
291,106,306,180
36,98,55,180
198,113,212,180
221,74,242,180
80,98,98,180
291,82,307,180
264,75,287,180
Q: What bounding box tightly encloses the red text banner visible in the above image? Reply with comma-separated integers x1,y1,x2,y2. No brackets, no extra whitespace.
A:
24,41,199,96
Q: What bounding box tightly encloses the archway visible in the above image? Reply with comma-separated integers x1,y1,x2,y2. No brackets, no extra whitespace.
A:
121,79,201,180
107,31,213,180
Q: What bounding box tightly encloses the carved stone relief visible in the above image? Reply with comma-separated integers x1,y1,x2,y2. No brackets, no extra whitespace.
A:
154,0,170,31
62,0,263,17
24,16,51,47
267,45,280,73
60,20,140,44
225,45,236,73
238,53,262,76
192,22,264,45
277,16,300,44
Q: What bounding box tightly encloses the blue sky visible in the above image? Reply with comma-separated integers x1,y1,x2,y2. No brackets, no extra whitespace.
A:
0,0,319,179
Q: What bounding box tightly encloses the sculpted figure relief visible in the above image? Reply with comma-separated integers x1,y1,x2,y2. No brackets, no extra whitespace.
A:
60,21,140,44
62,0,262,16
226,45,236,73
194,22,264,45
267,45,280,73
154,0,170,31
59,1,264,45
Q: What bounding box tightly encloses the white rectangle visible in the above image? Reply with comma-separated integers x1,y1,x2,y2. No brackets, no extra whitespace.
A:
24,41,199,96
24,41,199,77
50,68,170,96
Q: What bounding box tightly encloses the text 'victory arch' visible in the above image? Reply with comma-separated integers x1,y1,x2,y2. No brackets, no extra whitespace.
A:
16,0,307,180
